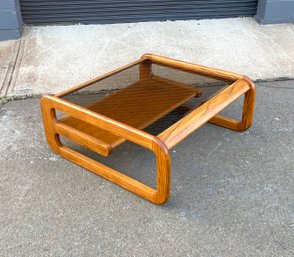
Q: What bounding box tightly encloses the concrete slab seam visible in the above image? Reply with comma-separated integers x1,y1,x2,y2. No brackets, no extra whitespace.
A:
0,39,21,96
6,38,25,96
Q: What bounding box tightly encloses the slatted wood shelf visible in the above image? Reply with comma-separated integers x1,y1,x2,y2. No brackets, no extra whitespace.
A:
59,75,201,156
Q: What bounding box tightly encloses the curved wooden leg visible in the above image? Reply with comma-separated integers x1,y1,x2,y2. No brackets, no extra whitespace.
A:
41,97,62,153
46,140,170,205
153,142,171,204
41,96,171,204
209,77,256,132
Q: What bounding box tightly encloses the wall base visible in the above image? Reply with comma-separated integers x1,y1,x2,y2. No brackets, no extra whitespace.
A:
256,0,294,24
0,0,23,41
0,28,22,40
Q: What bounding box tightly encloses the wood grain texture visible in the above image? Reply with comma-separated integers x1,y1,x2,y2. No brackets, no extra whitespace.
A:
43,95,155,150
209,114,240,130
58,145,158,203
41,96,62,154
139,59,152,80
60,75,200,152
141,53,243,82
41,54,256,204
152,141,171,204
41,94,171,204
208,76,256,131
158,79,251,149
54,121,112,156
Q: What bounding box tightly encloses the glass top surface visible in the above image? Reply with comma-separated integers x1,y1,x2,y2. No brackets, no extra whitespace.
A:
59,61,232,136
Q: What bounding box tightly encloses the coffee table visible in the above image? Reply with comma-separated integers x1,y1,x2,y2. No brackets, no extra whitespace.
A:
41,54,256,204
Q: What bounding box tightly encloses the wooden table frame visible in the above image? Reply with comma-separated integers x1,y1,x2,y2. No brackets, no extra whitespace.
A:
41,54,256,204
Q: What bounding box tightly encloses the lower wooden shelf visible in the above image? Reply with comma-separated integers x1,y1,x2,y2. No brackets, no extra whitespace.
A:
60,75,201,154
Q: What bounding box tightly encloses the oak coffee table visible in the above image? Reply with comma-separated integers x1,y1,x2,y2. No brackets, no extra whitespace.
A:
41,54,256,204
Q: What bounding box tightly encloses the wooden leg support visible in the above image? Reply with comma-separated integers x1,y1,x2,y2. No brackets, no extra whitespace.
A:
41,96,171,204
209,77,256,132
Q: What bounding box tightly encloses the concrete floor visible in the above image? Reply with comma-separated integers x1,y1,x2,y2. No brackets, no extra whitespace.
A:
0,80,293,256
1,17,294,97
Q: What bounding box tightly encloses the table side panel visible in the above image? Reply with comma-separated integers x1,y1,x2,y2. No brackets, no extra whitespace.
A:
158,79,251,149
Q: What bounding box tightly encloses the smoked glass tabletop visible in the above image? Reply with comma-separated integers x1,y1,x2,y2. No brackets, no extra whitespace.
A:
59,62,230,137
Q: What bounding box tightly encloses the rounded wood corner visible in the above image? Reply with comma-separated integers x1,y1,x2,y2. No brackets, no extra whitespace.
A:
242,76,256,91
140,53,154,61
153,194,170,205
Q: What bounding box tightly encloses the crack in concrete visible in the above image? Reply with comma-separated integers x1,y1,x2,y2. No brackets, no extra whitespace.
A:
0,40,21,96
